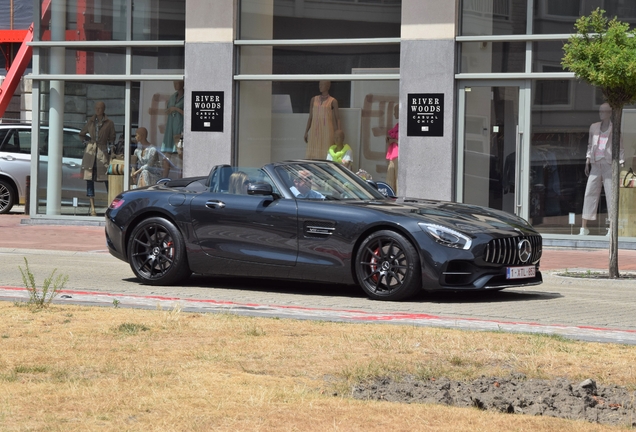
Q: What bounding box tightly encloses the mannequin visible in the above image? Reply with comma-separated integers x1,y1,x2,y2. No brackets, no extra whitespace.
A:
304,81,341,159
79,101,115,216
579,103,624,235
162,80,184,178
386,103,399,193
132,127,162,187
326,129,352,169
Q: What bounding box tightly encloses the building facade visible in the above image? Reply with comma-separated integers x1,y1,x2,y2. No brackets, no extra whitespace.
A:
25,0,636,243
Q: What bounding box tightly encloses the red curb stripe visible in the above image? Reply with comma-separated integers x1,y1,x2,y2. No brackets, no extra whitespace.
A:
3,285,635,336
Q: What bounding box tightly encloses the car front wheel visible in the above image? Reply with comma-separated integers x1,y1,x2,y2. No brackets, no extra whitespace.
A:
0,179,15,214
355,230,422,301
127,217,191,285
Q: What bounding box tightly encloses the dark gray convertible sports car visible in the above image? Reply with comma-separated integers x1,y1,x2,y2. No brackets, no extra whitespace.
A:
105,160,542,301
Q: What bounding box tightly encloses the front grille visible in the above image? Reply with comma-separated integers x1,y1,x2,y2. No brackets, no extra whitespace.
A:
483,235,542,266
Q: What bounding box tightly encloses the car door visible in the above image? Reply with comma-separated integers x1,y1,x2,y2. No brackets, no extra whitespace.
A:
295,199,356,269
190,169,299,269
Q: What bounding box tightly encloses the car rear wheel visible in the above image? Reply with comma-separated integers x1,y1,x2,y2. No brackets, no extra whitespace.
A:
355,230,422,301
0,179,15,214
127,217,191,285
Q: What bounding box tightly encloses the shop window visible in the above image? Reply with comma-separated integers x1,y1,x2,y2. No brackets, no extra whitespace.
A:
237,79,399,193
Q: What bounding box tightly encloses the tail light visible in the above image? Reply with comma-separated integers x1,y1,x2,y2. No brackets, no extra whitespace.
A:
109,198,125,210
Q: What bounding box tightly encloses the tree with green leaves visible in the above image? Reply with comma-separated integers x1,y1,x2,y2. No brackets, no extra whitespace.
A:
562,8,636,278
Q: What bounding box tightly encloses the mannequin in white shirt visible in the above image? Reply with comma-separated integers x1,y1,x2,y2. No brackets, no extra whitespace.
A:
580,103,624,235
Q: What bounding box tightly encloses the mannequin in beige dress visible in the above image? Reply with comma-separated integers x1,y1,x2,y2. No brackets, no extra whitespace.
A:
304,81,341,159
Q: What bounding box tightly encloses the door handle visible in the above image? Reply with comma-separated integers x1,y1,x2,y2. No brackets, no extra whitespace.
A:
205,200,226,209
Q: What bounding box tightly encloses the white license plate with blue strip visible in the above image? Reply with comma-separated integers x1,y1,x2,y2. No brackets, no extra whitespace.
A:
506,266,536,280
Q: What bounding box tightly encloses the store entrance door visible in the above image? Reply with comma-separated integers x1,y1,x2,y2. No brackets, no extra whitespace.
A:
457,83,529,220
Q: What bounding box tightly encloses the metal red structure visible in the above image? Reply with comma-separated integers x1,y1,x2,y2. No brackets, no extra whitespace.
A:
0,0,113,119
0,0,52,119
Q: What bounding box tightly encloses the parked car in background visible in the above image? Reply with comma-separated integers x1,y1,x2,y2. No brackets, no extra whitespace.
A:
0,124,108,214
106,160,543,301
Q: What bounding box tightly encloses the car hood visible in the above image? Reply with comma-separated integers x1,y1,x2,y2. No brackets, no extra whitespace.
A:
347,197,536,235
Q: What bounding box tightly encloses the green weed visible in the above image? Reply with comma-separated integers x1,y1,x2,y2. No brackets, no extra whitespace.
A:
18,257,68,309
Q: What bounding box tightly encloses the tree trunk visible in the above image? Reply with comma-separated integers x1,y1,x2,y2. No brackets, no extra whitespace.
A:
609,107,622,278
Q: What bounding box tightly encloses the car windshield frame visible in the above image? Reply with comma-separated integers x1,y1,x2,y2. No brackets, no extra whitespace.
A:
206,162,388,201
272,161,387,201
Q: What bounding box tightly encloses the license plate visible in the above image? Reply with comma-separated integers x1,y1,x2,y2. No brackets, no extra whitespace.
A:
506,266,536,279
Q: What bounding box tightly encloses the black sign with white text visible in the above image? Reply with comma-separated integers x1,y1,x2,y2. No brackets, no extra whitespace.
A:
407,93,444,137
191,91,223,132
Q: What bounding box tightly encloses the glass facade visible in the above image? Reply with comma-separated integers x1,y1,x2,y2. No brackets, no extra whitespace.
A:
237,0,401,192
32,0,185,217
458,0,636,239
239,0,401,40
237,79,399,187
39,0,185,42
23,0,636,241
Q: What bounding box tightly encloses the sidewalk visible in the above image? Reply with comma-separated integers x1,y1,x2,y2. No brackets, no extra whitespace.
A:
2,212,636,271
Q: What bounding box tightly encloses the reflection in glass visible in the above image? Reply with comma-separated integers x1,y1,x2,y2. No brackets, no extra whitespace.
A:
36,82,126,216
533,0,636,34
532,41,566,73
132,47,184,74
462,86,519,215
459,42,525,74
239,0,401,40
528,80,636,235
239,45,399,75
460,0,526,36
38,0,185,42
39,48,126,75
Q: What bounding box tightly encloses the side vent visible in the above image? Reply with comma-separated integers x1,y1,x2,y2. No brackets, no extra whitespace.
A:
304,220,336,238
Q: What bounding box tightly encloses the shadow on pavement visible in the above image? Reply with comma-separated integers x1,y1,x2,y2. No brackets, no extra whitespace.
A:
424,289,563,304
121,275,562,304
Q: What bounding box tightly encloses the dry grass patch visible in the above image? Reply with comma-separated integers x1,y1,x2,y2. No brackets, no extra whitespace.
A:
0,302,634,431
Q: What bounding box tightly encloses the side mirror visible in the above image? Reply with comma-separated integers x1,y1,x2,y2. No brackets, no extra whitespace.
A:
247,181,273,196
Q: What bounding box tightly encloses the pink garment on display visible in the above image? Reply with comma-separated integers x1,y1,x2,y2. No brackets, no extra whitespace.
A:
386,123,399,161
387,122,399,140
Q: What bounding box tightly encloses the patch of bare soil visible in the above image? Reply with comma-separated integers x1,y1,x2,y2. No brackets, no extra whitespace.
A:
352,374,636,427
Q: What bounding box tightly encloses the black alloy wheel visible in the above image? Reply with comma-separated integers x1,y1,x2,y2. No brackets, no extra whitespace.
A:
355,230,422,301
0,179,15,214
127,217,191,285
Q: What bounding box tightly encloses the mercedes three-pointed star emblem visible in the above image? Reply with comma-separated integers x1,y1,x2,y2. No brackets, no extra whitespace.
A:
517,239,532,263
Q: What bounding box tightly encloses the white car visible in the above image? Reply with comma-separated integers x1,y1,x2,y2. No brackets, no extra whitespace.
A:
0,124,108,214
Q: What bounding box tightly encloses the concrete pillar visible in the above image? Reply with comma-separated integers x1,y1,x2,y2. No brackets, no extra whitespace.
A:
46,0,66,215
398,0,457,201
183,0,235,176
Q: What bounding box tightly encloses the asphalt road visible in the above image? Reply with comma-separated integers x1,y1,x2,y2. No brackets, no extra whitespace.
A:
2,212,636,344
2,248,636,344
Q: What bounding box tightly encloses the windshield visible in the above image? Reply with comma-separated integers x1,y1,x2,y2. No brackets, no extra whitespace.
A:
274,162,386,201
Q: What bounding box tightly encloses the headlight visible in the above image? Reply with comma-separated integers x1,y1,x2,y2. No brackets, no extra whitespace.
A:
419,223,472,250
